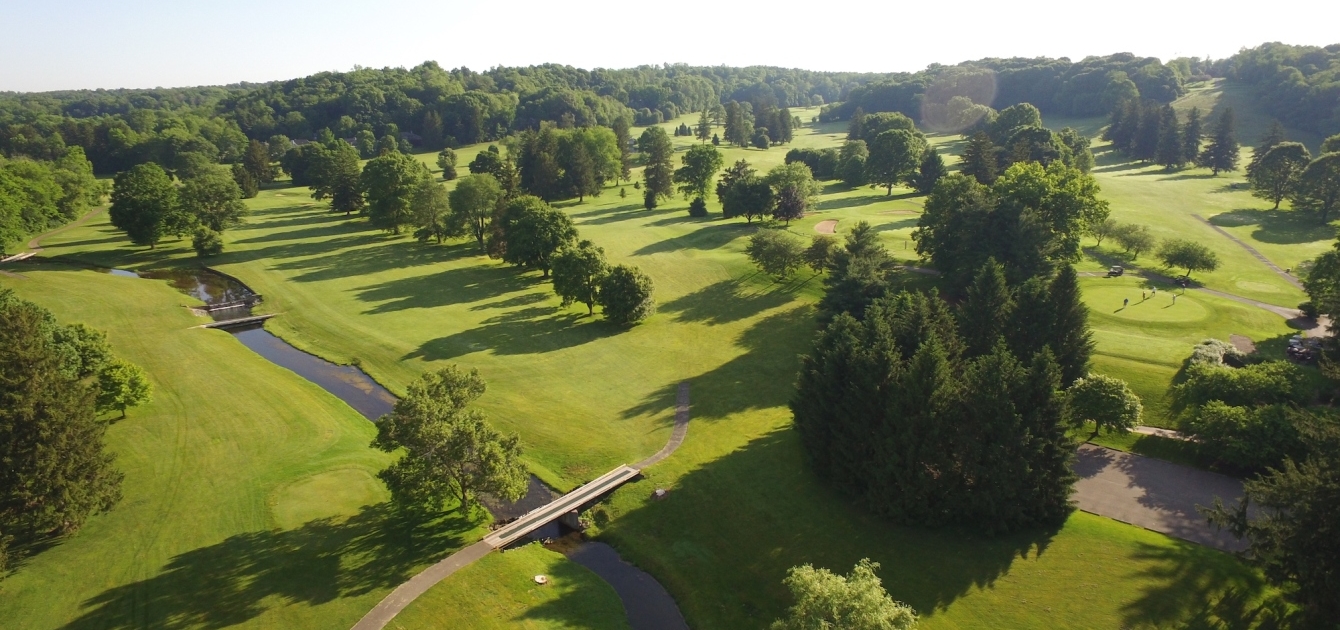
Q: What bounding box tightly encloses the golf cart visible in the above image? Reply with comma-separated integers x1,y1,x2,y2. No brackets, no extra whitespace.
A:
1106,265,1124,277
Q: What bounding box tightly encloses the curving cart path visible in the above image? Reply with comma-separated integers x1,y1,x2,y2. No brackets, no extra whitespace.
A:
350,382,693,630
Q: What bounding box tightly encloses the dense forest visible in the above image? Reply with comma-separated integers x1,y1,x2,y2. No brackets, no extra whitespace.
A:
0,43,1335,253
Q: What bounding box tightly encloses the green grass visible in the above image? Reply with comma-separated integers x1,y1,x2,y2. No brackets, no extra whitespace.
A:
18,103,1297,628
0,265,486,628
390,543,628,630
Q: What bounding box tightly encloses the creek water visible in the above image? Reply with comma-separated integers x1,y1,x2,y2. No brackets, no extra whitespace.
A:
115,266,681,626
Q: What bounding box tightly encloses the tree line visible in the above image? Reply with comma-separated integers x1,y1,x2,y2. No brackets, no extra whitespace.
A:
1,289,151,577
0,148,106,252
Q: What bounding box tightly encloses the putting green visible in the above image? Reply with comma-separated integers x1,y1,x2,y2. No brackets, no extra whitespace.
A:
1084,285,1210,323
269,467,387,530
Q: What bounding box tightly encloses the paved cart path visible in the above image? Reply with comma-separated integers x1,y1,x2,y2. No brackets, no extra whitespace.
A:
1072,444,1246,551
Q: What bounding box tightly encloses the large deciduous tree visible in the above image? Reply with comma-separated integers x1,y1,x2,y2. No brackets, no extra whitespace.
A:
673,144,723,204
1292,153,1340,224
551,240,609,314
770,559,918,630
310,140,365,216
492,196,577,276
746,229,806,279
1157,238,1220,277
411,176,453,244
179,170,247,232
361,151,427,234
109,163,177,248
448,173,503,251
865,129,926,195
372,366,527,515
765,162,820,225
1068,373,1142,438
1248,142,1310,210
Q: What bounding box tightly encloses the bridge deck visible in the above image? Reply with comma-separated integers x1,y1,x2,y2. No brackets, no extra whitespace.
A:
483,464,639,548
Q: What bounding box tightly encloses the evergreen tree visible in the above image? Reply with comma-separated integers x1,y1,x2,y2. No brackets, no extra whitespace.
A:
838,140,869,187
242,139,274,184
695,110,712,142
912,147,947,194
638,126,675,205
561,138,597,201
1102,99,1138,152
847,107,866,141
1133,101,1161,162
1048,266,1094,386
1155,106,1184,169
612,116,632,183
230,163,258,199
959,132,998,184
1181,106,1203,165
776,108,794,144
0,290,123,539
1199,108,1240,175
959,259,1014,357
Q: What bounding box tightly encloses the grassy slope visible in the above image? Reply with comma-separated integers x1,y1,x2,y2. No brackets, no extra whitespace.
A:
0,266,480,629
27,103,1289,627
390,543,628,630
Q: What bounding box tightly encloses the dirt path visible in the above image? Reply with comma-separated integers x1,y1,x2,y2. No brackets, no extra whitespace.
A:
814,219,838,234
1073,444,1246,551
1194,214,1303,289
351,381,692,630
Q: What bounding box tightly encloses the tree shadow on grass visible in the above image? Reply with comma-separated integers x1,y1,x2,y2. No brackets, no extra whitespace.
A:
267,239,479,283
571,203,658,226
356,265,543,313
815,194,890,211
1207,209,1335,245
633,223,755,256
1120,541,1295,629
657,276,801,325
602,429,1063,626
513,551,633,629
621,305,817,423
60,504,478,630
404,307,617,361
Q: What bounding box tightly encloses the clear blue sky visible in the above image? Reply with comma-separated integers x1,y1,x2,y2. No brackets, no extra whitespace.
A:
3,0,1337,92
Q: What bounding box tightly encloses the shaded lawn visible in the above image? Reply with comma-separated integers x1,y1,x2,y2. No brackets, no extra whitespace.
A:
0,267,486,629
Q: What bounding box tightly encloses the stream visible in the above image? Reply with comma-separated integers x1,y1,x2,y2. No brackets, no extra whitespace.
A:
115,266,686,629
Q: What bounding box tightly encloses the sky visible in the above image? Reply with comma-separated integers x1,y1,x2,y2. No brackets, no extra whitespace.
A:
2,0,1338,93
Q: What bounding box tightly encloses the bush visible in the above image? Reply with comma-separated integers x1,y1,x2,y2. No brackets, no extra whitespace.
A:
687,197,708,217
598,264,655,325
1182,402,1317,471
192,226,224,257
1174,360,1313,411
1299,300,1319,319
1188,338,1246,366
643,188,657,210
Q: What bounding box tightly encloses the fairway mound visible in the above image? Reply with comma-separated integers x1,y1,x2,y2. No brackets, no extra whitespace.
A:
270,467,386,530
814,219,838,234
1085,285,1211,323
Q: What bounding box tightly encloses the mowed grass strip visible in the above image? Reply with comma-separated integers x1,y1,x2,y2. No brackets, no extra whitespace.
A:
0,266,483,629
30,108,1288,627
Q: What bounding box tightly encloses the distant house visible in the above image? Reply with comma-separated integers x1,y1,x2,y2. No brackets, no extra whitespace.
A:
342,137,358,146
291,138,313,147
399,131,423,146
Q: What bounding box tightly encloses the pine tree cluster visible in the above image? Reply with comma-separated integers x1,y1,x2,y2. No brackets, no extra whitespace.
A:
1105,100,1237,174
792,261,1091,534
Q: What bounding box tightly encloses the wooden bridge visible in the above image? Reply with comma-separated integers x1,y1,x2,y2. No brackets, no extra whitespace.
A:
200,313,277,329
484,465,640,548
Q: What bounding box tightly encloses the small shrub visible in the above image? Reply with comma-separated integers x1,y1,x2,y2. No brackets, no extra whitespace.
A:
687,197,708,217
1187,338,1245,366
192,226,224,257
1299,300,1319,319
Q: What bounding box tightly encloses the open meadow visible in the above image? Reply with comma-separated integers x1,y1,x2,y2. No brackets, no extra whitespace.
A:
7,86,1323,628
